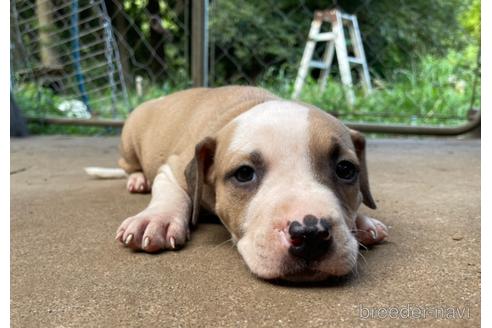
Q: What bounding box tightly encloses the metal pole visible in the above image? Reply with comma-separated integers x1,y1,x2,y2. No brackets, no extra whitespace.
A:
191,0,208,87
26,116,125,127
70,0,91,112
345,113,480,136
25,113,480,136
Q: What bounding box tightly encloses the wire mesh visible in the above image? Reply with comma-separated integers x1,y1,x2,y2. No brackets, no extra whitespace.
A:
10,0,480,128
11,0,191,120
11,0,131,119
208,0,481,126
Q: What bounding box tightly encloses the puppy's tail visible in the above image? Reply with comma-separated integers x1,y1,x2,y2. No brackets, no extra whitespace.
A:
84,167,127,179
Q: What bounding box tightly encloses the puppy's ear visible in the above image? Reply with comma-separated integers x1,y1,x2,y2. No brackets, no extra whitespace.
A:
349,130,377,209
184,137,217,227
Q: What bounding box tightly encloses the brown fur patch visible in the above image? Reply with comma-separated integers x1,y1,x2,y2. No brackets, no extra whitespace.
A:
119,86,278,184
307,109,362,217
211,124,267,238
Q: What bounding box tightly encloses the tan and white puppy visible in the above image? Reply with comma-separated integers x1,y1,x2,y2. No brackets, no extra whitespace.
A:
104,86,388,282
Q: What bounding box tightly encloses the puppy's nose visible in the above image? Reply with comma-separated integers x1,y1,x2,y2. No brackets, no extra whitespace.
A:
288,215,332,261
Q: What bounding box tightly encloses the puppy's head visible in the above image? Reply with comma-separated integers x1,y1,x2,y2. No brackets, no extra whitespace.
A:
187,100,376,281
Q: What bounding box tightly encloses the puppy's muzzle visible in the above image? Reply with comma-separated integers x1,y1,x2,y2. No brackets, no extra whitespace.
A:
287,215,332,261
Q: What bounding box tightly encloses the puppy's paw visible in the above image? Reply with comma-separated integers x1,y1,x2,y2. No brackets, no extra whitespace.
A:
115,210,190,253
126,172,151,193
355,215,388,247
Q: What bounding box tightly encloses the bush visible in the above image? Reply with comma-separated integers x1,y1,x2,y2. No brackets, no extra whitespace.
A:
260,46,479,126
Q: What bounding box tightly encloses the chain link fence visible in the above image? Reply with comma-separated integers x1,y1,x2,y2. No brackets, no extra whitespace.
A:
208,0,481,126
11,0,191,121
10,0,480,130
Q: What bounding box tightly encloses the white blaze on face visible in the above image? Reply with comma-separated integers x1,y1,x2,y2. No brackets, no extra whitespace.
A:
228,100,309,154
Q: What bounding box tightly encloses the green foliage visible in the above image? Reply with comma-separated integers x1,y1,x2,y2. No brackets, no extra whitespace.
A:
210,0,475,82
459,0,480,41
13,0,481,135
14,80,186,118
342,0,471,75
292,49,480,126
14,83,62,118
16,46,479,135
26,123,118,136
119,0,188,82
210,0,306,82
13,80,188,135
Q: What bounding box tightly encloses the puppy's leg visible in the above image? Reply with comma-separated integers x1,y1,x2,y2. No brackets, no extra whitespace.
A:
118,125,148,193
116,164,191,252
126,172,151,193
355,215,388,246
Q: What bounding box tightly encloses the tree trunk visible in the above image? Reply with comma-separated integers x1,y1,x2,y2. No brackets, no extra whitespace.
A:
36,0,61,68
146,0,166,77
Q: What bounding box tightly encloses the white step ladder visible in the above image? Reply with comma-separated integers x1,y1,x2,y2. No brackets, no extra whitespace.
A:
292,9,372,104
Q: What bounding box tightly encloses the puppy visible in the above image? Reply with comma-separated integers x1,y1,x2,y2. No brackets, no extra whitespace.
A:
89,86,388,281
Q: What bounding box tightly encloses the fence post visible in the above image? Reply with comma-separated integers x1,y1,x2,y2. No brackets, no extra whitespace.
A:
191,0,208,87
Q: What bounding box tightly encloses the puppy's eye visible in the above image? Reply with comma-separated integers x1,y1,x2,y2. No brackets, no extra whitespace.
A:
335,160,357,181
233,165,256,183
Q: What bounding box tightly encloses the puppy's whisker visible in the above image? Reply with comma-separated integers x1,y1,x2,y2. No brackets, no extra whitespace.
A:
215,238,234,249
357,250,368,266
358,242,369,251
204,238,234,257
350,255,360,280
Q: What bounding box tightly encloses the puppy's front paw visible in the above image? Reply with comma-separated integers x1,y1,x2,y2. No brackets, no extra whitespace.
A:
126,172,151,193
115,210,190,253
355,215,388,246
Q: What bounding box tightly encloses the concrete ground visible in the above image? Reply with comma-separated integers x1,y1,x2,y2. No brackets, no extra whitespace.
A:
11,136,480,327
